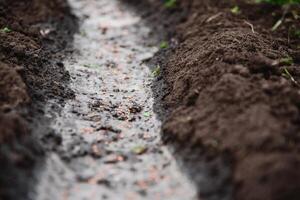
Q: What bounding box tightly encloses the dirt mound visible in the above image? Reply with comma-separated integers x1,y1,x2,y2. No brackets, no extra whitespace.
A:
0,0,75,142
0,0,77,199
140,0,300,199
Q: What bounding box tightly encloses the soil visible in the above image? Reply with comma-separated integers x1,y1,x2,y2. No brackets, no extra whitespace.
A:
33,0,196,199
0,0,77,199
132,0,300,200
1,0,197,199
2,0,300,200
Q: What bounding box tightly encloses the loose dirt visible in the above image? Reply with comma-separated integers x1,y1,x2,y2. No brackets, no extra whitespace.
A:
141,0,300,200
34,0,196,199
2,0,300,200
0,0,76,199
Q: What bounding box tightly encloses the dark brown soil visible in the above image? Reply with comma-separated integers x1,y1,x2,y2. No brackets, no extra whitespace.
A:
0,0,75,141
0,0,77,199
2,0,300,199
132,0,300,200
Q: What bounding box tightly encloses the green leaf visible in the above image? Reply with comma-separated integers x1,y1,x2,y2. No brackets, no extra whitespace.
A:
132,145,147,155
280,57,294,65
164,0,176,8
152,65,161,77
0,27,12,33
143,112,151,117
230,6,240,14
159,41,168,49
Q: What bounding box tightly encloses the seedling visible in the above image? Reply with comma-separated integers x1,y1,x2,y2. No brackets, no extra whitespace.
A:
143,112,151,117
282,67,298,84
164,0,176,8
0,27,12,33
280,57,294,65
160,41,168,49
230,6,241,14
152,65,161,77
131,145,147,155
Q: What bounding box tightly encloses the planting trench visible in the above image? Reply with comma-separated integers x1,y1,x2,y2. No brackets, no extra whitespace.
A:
2,0,300,200
33,0,196,199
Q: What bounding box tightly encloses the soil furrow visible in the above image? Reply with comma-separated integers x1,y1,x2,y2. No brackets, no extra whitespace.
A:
34,0,196,199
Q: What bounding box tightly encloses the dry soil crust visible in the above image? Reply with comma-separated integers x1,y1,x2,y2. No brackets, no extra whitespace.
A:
129,0,300,200
0,0,77,199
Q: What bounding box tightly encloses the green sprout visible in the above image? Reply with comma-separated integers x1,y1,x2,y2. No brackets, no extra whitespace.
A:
280,57,294,65
230,6,241,14
131,145,147,155
0,27,12,33
143,112,151,117
160,41,168,49
164,0,177,8
152,65,161,77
